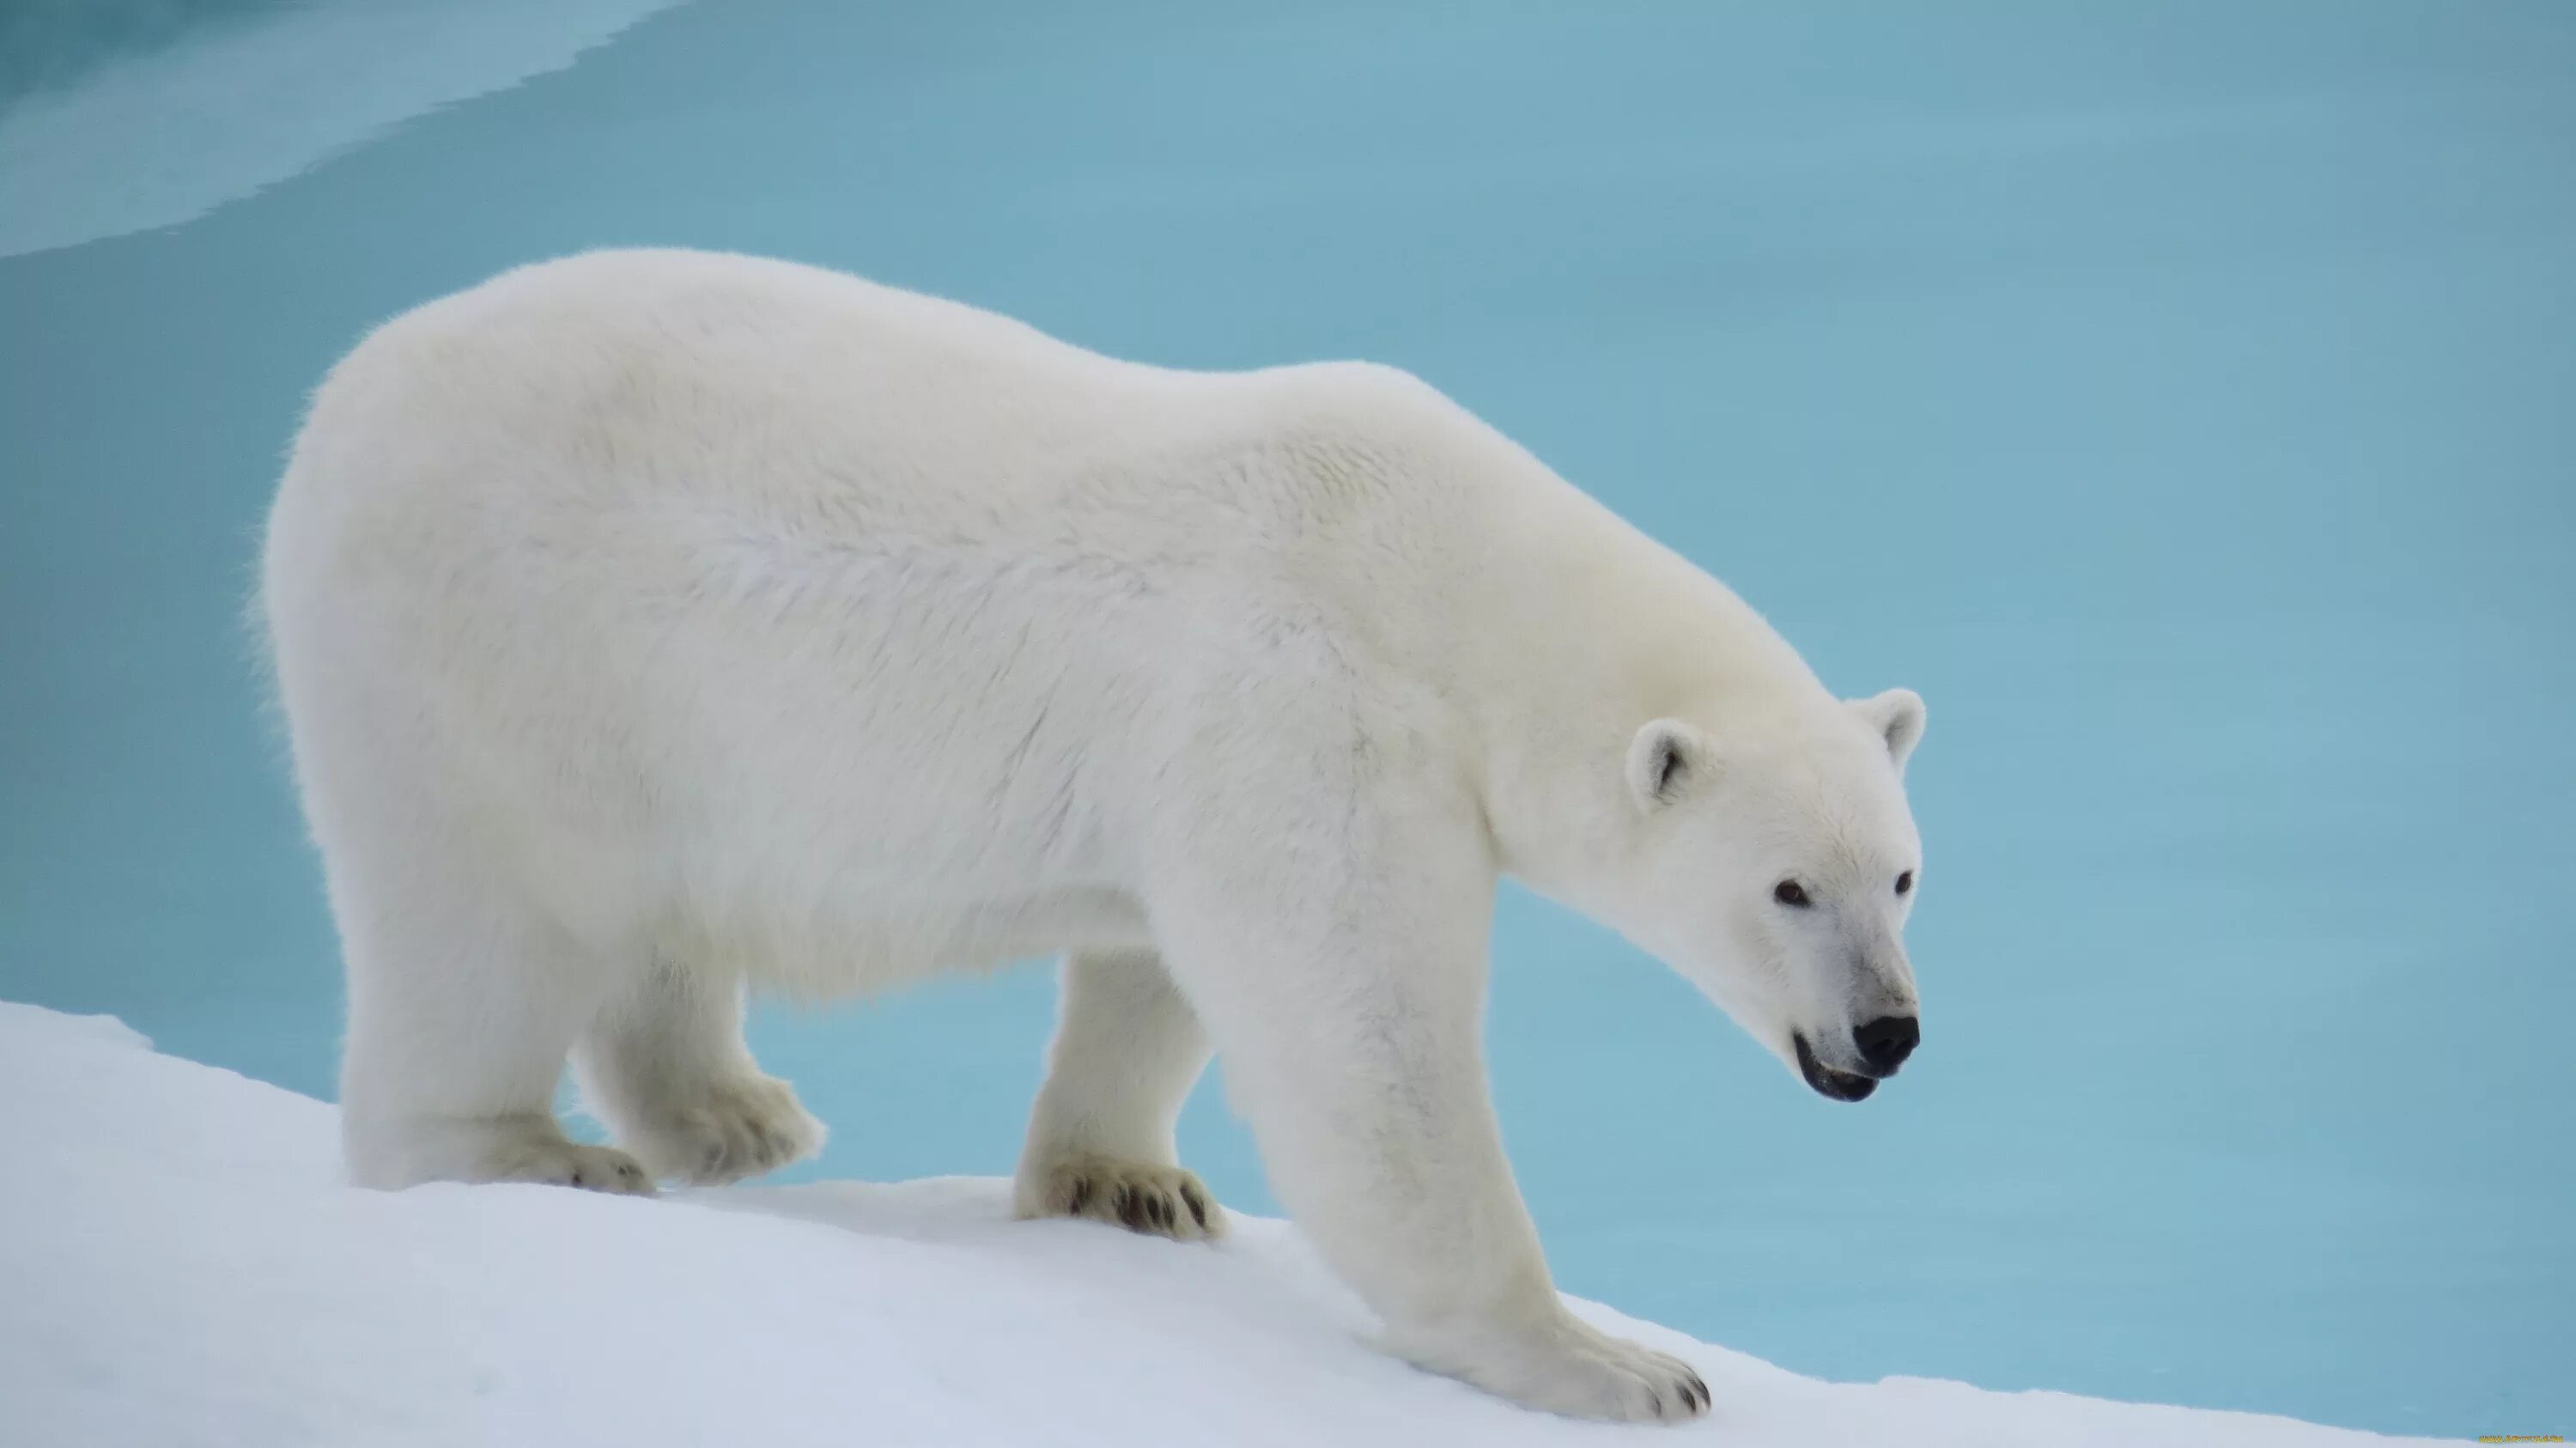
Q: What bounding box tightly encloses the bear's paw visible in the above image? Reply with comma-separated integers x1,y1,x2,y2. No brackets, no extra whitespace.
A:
1016,1155,1224,1242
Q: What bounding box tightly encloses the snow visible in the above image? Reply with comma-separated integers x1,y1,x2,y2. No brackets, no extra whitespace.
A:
0,0,682,259
0,1001,2453,1446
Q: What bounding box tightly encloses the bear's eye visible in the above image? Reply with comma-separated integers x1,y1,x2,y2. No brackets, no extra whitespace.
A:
1895,870,1915,896
1772,879,1812,908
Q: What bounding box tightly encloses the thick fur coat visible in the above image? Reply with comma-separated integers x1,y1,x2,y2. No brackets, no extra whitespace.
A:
263,249,1929,1421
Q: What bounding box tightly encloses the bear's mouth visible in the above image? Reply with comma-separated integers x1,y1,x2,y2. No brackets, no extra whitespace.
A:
1794,1033,1878,1103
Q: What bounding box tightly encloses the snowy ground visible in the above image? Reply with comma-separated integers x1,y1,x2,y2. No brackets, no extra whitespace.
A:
0,1001,2451,1446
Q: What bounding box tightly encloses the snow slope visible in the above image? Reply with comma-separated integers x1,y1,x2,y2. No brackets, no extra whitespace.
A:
0,1002,2452,1446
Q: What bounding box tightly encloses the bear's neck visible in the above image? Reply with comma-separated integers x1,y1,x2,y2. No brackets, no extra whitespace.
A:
1428,466,1833,910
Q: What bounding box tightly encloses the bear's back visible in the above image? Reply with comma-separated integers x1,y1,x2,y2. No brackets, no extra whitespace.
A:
292,250,1506,588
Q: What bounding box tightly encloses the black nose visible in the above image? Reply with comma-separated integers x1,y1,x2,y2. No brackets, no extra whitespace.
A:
1854,1015,1920,1076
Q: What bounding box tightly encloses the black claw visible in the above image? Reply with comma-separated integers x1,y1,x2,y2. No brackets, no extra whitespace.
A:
1065,1178,1092,1215
1182,1185,1208,1230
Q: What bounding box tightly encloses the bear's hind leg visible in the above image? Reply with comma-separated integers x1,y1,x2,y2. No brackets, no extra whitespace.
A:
1013,947,1223,1241
337,864,651,1196
574,960,823,1186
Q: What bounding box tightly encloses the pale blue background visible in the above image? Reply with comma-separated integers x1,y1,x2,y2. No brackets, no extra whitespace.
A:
3,2,2570,1437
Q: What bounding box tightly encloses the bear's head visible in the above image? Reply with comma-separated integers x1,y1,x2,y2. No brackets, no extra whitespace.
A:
1606,688,1928,1102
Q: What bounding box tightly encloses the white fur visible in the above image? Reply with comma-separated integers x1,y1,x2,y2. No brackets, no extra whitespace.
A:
260,248,1928,1423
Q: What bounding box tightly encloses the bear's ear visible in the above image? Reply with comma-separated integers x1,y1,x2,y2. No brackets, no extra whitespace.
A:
1850,688,1927,771
1626,719,1713,812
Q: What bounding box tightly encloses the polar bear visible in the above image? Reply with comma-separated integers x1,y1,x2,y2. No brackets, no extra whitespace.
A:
260,249,1928,1423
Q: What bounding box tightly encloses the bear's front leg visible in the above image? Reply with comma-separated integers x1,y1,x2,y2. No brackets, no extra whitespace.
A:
1145,790,1710,1423
1015,946,1224,1241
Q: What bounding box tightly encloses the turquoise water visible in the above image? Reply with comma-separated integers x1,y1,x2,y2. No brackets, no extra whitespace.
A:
3,2,2570,1436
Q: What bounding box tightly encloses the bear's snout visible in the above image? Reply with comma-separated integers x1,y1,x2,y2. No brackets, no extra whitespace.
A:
1853,1014,1920,1077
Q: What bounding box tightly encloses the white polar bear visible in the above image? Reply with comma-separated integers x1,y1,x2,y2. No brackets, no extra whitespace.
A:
260,249,1929,1423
